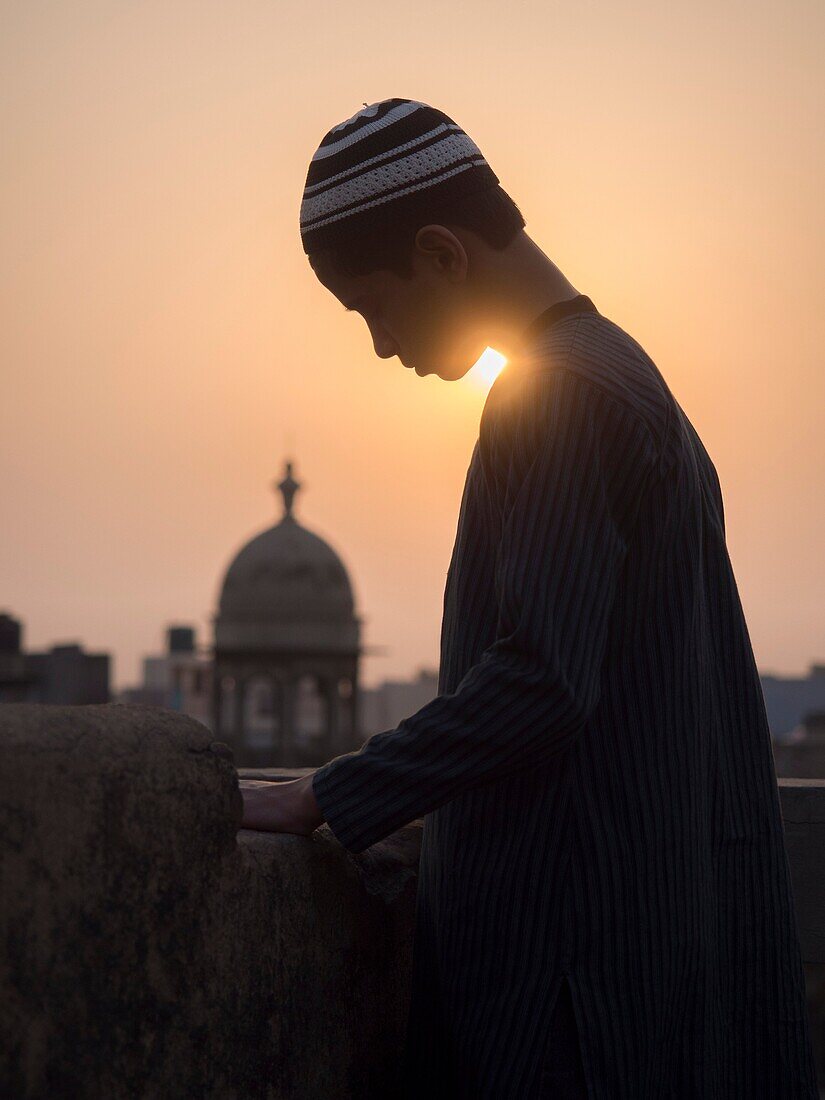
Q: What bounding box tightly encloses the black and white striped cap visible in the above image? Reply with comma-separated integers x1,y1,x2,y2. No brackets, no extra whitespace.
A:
300,98,500,255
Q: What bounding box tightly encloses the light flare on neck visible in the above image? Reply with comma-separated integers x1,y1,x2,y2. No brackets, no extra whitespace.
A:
464,346,507,388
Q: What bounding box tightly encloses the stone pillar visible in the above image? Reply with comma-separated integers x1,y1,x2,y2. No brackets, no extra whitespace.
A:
282,676,296,767
234,675,246,752
326,676,336,761
211,666,223,740
351,673,361,746
274,673,287,765
324,675,338,757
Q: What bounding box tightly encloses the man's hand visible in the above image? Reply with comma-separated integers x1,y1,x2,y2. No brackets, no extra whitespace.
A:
238,773,326,836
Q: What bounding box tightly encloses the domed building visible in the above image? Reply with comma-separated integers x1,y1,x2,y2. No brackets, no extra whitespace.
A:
211,459,362,768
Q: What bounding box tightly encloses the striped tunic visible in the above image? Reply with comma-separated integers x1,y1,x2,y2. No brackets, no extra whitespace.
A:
310,296,819,1098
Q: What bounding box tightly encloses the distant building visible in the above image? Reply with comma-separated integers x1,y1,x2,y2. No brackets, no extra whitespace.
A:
116,624,213,730
360,668,439,736
211,459,363,769
761,664,825,741
762,664,825,779
772,706,825,779
0,611,110,704
804,711,825,741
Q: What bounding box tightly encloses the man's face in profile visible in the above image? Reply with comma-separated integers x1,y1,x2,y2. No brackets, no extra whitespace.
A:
308,231,488,381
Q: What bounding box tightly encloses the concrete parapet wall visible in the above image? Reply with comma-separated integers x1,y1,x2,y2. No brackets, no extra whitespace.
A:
0,703,420,1099
779,778,825,965
1,703,823,1097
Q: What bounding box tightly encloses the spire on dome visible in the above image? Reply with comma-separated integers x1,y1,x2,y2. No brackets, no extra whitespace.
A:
275,459,301,521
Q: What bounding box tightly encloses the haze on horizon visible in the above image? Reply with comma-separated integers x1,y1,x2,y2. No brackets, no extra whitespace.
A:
1,0,823,691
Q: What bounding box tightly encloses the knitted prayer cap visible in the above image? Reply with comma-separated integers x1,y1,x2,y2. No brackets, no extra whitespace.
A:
300,98,500,255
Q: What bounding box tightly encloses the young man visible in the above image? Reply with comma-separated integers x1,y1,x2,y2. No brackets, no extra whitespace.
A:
239,99,819,1098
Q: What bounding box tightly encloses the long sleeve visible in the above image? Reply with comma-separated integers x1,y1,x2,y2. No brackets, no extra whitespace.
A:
311,367,662,852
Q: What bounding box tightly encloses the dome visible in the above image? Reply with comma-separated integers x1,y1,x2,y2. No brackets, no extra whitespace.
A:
214,461,360,654
219,518,355,621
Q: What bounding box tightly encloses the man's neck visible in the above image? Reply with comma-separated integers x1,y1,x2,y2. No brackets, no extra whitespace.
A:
475,232,582,360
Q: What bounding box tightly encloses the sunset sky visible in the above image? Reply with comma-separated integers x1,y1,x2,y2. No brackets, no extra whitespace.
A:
2,1,823,691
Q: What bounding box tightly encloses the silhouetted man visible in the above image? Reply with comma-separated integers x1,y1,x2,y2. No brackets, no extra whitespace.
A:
240,98,818,1099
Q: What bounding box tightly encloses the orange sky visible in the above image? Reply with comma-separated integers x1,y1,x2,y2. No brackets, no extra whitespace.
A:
2,0,823,690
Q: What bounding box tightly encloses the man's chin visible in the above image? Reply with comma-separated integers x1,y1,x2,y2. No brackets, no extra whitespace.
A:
438,358,476,381
412,361,436,378
414,363,451,380
408,351,479,380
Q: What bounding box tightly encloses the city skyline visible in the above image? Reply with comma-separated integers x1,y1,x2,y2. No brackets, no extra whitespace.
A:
2,1,823,690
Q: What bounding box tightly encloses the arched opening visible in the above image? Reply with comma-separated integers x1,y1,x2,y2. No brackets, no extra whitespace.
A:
294,674,328,746
243,675,281,750
219,675,237,735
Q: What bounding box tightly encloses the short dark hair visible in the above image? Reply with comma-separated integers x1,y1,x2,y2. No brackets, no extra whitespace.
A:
310,184,526,280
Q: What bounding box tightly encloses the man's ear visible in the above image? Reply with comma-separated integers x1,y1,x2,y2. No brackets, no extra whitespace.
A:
413,225,468,282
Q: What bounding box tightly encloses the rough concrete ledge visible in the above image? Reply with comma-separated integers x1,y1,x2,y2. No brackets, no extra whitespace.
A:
0,704,421,1100
238,766,423,905
778,778,825,965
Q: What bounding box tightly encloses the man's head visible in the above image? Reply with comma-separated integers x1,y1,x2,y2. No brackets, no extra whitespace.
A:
301,99,527,380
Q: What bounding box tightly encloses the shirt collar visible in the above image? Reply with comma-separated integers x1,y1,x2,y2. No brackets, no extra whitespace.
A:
511,294,599,358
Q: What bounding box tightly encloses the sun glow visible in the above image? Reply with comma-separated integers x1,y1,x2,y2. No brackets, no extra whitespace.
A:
465,346,507,388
